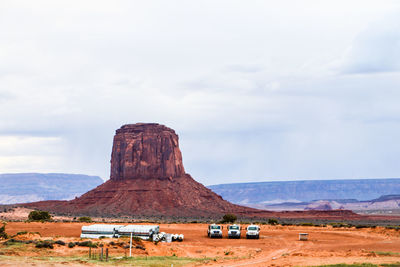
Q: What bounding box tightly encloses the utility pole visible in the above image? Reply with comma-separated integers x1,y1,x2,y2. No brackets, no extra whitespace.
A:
129,232,133,257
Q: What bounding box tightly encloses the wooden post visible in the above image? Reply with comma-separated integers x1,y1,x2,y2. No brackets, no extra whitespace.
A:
106,248,109,262
89,247,91,258
100,247,103,261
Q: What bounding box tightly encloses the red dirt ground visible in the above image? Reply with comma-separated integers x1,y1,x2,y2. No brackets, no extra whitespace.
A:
2,222,400,266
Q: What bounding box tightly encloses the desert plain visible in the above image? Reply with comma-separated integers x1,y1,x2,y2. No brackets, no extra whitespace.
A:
1,219,400,267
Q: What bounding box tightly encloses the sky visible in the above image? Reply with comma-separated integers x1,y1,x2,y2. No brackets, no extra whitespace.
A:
1,1,400,185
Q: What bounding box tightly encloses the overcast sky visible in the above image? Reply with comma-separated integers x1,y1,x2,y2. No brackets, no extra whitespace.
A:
1,1,400,185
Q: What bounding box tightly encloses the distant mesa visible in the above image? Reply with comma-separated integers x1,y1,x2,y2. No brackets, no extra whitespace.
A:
0,173,103,205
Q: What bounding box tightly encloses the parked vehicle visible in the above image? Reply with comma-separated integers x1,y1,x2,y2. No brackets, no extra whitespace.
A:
207,224,223,238
116,225,160,240
80,224,123,238
246,225,260,239
227,224,241,239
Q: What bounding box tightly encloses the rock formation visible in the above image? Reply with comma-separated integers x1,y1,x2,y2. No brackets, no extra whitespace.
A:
110,123,185,180
23,123,360,220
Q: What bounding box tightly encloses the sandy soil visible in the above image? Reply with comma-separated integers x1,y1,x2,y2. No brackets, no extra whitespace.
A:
1,222,400,266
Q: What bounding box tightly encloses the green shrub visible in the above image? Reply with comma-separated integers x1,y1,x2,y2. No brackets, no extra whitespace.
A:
76,240,97,248
54,240,66,246
28,210,52,222
68,242,75,248
221,213,237,223
16,231,28,236
35,240,54,249
78,216,92,223
0,222,8,239
300,222,314,226
268,218,279,225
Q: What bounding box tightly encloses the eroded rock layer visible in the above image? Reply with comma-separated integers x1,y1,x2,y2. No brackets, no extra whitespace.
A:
110,123,185,180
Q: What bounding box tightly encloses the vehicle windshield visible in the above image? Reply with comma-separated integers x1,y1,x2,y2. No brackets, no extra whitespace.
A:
210,225,221,230
229,226,239,230
248,226,258,231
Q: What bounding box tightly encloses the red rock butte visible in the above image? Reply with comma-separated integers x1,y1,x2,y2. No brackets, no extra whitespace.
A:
24,123,360,220
110,123,185,180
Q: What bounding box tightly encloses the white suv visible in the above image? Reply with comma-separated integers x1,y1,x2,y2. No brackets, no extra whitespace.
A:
246,225,260,239
207,224,223,238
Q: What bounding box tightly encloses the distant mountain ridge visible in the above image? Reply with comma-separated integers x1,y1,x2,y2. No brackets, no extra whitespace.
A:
208,178,400,205
0,173,103,204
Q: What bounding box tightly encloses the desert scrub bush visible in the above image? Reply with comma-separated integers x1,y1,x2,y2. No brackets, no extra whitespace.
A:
299,222,314,227
329,222,352,228
4,239,30,245
16,231,28,236
221,213,237,223
385,225,400,230
68,242,75,248
54,240,66,246
268,218,279,225
78,216,92,223
76,240,97,248
35,240,54,249
0,222,8,239
28,210,52,222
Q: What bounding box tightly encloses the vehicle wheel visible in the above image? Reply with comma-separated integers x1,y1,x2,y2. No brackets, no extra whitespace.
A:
256,235,259,239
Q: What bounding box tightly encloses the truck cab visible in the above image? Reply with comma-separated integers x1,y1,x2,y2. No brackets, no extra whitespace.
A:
207,224,223,238
227,224,241,239
246,225,260,239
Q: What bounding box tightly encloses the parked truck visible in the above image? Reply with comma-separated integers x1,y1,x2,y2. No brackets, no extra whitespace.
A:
207,224,223,238
227,224,241,239
246,224,260,239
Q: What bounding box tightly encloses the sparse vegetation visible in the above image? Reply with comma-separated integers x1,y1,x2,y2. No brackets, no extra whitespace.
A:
78,216,92,223
0,222,8,239
221,213,237,223
54,240,66,246
75,240,97,248
28,210,52,222
35,240,54,249
0,255,212,267
373,251,400,256
312,264,400,267
68,242,75,248
268,218,279,225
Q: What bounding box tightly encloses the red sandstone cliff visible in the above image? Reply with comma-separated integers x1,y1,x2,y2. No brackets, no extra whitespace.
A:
110,123,185,180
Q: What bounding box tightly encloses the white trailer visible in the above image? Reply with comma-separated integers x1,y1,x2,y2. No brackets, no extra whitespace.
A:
116,225,160,240
80,224,123,238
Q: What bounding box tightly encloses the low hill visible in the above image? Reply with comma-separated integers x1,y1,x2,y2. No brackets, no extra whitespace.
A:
0,173,103,204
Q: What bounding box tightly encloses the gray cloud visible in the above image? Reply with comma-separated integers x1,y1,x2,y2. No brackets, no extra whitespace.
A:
1,1,400,184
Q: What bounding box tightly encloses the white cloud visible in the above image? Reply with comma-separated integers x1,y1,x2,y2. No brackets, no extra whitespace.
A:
340,11,400,74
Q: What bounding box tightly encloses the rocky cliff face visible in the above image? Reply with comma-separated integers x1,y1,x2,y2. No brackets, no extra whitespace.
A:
110,123,185,180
